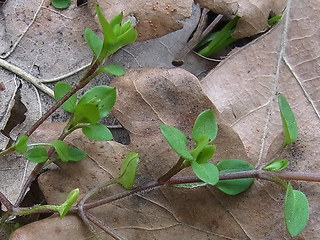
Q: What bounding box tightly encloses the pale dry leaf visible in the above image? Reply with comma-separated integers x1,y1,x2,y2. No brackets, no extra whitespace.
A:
195,0,287,38
201,0,320,238
11,68,253,239
89,0,193,41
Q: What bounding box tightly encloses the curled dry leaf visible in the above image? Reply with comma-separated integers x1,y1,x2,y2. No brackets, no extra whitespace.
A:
11,68,254,239
201,0,320,238
88,0,193,41
195,0,287,38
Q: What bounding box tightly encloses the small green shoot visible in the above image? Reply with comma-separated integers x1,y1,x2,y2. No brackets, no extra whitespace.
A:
278,94,298,146
161,109,220,186
268,14,282,26
87,6,137,62
51,0,71,9
57,188,80,218
285,183,309,237
197,16,240,57
117,151,139,189
263,159,289,171
216,159,254,195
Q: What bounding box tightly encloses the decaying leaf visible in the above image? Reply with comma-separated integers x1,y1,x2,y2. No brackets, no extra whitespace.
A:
89,0,194,41
201,0,320,238
195,0,287,38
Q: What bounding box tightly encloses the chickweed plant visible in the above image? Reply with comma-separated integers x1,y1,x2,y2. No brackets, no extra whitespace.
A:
0,5,315,239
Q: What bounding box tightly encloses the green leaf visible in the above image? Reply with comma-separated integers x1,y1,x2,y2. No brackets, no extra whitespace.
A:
15,135,28,154
57,188,80,218
51,140,69,162
84,28,103,57
54,82,77,113
78,86,116,119
268,14,282,26
285,183,309,237
73,103,100,124
117,151,139,189
99,65,125,76
51,140,86,162
278,94,298,146
66,146,87,162
191,161,219,186
263,159,289,171
109,12,123,28
160,124,194,161
82,123,113,141
51,0,71,9
216,159,254,195
26,147,47,163
196,145,216,164
192,109,217,143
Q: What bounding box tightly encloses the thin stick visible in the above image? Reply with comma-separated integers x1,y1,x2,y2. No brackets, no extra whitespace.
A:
0,191,13,211
1,0,45,59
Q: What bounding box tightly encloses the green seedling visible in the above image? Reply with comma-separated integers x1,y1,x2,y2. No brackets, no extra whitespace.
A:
196,14,282,58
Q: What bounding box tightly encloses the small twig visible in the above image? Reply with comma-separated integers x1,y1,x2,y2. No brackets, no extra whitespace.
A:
85,211,125,240
1,0,45,59
0,59,54,97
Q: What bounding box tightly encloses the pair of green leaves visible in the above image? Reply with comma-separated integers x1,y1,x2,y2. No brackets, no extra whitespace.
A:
160,109,219,185
26,140,86,163
54,82,116,141
85,5,137,65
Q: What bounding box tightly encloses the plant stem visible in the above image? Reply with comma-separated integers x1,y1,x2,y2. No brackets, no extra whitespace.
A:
157,157,184,184
83,169,320,210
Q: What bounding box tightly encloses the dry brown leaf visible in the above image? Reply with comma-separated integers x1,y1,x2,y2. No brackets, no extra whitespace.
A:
201,0,320,238
195,0,287,38
89,0,193,41
11,68,253,239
